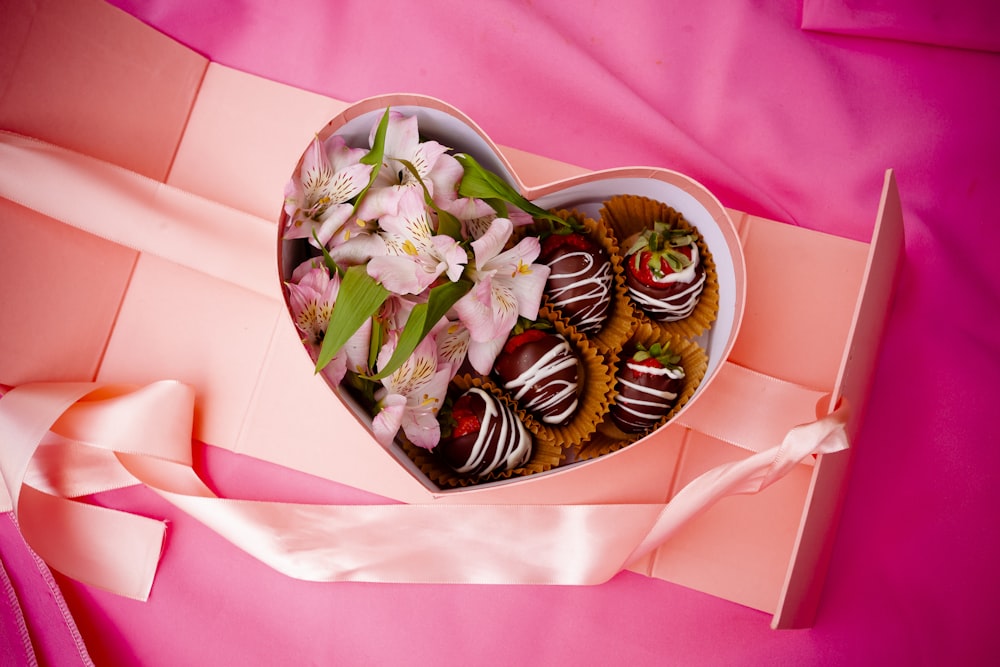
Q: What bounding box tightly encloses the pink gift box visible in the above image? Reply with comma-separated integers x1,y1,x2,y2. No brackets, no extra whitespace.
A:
0,0,901,629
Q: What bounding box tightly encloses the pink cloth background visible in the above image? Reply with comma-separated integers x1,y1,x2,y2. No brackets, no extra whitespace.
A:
802,0,1000,52
5,0,1000,663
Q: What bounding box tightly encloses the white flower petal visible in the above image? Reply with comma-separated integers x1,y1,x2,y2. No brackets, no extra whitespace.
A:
467,336,505,375
379,111,420,161
511,263,550,319
471,217,513,267
367,254,434,295
372,394,406,447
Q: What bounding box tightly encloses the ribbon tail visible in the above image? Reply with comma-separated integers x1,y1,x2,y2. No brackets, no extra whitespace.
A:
0,383,186,601
623,402,850,569
146,493,664,585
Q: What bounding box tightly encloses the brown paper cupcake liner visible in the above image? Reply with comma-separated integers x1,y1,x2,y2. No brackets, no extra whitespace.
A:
576,321,709,461
517,208,635,355
508,309,615,451
399,380,564,489
448,307,614,451
599,194,719,339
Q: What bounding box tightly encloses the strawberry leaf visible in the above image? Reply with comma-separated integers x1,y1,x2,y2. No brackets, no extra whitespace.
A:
663,249,690,272
626,235,650,256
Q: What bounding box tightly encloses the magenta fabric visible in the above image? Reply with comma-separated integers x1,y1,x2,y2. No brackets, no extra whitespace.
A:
7,0,1000,664
802,0,1000,53
0,514,93,667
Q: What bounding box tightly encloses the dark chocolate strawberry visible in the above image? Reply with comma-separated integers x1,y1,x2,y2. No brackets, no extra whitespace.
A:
539,231,613,334
609,342,685,434
623,222,706,322
449,399,482,439
436,388,533,477
493,323,582,426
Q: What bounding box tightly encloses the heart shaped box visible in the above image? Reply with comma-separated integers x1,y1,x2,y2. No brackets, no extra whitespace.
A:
278,93,747,492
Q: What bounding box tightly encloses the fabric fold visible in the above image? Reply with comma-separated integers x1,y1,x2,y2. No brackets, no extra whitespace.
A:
801,0,1000,53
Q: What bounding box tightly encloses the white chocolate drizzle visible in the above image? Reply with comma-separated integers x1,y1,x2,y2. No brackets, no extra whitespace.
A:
613,362,684,429
546,250,612,333
501,336,579,424
454,388,532,477
628,244,705,322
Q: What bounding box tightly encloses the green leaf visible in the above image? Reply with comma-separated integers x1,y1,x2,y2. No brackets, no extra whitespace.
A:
316,265,390,372
435,208,464,240
360,108,390,168
342,370,377,407
312,229,344,277
365,278,473,381
454,153,563,224
351,108,391,214
368,316,385,373
483,197,510,220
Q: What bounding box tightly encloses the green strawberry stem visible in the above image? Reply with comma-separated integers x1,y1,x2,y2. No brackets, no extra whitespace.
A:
627,221,697,275
632,342,682,368
510,316,553,337
542,214,587,239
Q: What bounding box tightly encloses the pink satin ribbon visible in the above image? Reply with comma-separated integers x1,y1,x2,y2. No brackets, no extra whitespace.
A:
0,130,276,299
0,380,848,600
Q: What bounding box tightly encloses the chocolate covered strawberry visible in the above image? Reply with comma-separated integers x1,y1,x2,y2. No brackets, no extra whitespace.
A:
493,323,582,426
609,342,685,434
436,388,533,477
539,230,613,334
623,222,706,322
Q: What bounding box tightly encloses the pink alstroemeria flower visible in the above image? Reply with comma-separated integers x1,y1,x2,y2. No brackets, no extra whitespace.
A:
286,260,371,384
366,188,467,295
371,335,454,450
324,226,384,268
435,318,506,376
356,111,462,220
284,135,373,247
452,217,550,348
445,197,533,242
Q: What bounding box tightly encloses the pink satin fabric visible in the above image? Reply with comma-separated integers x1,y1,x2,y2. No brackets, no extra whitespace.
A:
0,379,846,598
